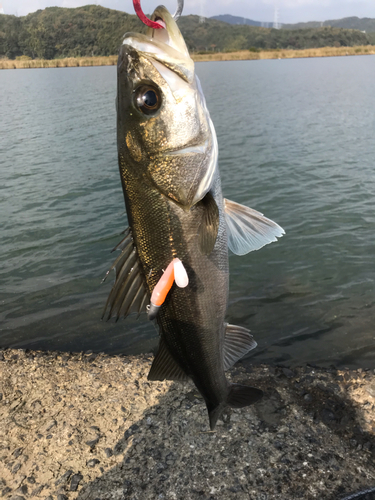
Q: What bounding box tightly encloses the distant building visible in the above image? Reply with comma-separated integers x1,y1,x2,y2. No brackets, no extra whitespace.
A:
0,3,4,15
273,7,280,29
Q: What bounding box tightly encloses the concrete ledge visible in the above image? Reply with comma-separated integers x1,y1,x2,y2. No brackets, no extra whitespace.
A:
0,348,374,499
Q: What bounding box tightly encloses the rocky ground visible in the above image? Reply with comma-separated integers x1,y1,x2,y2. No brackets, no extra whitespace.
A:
0,348,374,500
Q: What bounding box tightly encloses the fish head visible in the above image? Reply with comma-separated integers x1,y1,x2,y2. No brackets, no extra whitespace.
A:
117,5,218,209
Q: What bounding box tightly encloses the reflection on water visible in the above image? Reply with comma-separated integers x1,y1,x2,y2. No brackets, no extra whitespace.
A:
1,57,375,368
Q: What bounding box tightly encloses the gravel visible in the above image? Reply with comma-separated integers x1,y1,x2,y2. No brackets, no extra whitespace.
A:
0,348,374,499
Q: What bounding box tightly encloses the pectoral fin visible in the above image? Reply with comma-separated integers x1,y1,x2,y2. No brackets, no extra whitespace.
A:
223,323,257,371
148,338,189,382
102,229,148,321
224,198,285,256
198,191,220,255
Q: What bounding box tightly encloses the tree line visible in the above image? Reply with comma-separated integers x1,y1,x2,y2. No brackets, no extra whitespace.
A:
0,5,371,60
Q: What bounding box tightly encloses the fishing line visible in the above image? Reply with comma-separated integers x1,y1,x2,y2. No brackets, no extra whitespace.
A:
173,0,184,20
132,0,184,28
340,487,375,500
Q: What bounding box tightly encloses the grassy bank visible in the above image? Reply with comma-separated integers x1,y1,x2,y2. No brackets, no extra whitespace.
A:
192,44,375,62
0,55,118,70
1,45,375,69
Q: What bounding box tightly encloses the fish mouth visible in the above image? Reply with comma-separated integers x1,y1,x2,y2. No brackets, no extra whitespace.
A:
146,6,189,57
164,140,209,156
153,17,166,29
121,6,194,84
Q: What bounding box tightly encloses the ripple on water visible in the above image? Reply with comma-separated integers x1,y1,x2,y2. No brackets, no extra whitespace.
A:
1,59,375,367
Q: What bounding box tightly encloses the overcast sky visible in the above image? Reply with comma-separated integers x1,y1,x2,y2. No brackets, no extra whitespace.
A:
1,0,374,24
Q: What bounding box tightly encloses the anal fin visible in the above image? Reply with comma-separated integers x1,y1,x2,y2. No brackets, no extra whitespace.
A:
224,198,285,256
148,338,189,382
223,323,257,371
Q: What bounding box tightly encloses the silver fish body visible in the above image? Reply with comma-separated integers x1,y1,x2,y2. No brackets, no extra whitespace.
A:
105,6,284,429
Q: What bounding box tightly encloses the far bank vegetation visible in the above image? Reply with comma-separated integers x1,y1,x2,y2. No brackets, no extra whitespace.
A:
1,45,375,70
1,4,374,64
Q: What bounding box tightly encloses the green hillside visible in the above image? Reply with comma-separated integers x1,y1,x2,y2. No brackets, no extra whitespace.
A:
282,16,375,32
210,14,271,28
214,14,375,34
0,5,371,60
178,16,370,52
0,5,146,59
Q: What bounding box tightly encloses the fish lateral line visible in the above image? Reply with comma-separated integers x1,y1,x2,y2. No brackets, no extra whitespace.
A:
147,258,189,320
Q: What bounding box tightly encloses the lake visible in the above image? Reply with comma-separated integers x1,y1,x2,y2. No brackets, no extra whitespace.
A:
1,55,375,368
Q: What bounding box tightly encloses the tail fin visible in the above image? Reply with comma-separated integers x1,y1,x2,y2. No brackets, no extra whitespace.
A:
208,384,263,430
227,384,263,408
208,404,225,431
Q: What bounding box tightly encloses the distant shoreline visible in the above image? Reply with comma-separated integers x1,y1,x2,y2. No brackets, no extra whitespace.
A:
193,45,375,62
1,45,375,69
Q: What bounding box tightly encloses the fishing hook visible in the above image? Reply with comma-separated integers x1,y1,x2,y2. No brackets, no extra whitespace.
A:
132,0,184,29
173,0,184,20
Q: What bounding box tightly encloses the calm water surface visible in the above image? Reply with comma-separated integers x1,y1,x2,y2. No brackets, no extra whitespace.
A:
1,56,374,368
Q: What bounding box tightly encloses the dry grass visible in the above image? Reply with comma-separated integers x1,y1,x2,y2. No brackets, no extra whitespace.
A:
192,45,375,62
0,55,118,70
1,46,375,70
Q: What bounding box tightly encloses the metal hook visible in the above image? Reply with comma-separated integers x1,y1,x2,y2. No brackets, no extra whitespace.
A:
133,0,184,29
173,0,184,21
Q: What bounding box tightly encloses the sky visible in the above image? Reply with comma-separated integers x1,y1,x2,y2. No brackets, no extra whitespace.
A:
1,0,374,24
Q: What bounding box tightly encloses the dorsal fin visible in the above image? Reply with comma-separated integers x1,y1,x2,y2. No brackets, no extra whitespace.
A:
102,228,148,320
223,323,257,371
148,338,189,382
224,198,285,256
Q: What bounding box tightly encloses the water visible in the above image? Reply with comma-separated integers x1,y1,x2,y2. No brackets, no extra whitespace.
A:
1,56,374,368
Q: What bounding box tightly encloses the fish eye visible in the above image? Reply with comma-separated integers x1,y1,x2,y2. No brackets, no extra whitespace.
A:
135,85,162,115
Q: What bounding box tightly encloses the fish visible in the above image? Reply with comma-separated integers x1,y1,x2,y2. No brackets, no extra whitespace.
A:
103,5,284,430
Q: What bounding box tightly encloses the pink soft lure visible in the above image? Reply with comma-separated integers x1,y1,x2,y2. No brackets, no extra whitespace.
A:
148,258,189,320
133,0,164,29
